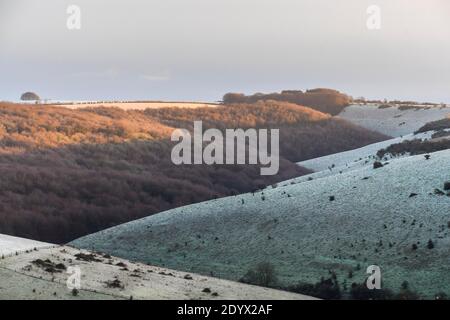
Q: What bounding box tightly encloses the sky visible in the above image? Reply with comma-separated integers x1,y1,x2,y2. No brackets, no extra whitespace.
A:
1,0,449,103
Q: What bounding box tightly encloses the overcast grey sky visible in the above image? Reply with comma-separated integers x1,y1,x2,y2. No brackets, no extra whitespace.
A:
1,0,449,102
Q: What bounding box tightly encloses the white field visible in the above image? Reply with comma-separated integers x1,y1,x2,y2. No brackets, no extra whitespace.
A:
0,245,314,300
72,149,450,298
50,101,219,110
339,104,450,137
0,234,53,257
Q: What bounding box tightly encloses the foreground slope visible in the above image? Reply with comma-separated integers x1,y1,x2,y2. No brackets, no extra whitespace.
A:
0,236,314,300
72,149,450,298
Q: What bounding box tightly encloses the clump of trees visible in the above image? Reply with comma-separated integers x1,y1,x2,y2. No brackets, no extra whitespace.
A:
377,139,450,159
373,161,384,169
222,88,352,115
349,282,394,300
444,181,450,191
20,92,40,101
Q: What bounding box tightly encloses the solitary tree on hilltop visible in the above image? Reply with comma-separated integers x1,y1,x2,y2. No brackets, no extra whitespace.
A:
20,92,40,102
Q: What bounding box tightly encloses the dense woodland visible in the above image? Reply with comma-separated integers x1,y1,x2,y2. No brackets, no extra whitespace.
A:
0,101,387,243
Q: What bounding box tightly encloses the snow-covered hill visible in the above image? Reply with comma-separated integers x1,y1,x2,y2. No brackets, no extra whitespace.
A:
338,104,450,137
278,130,449,186
0,236,313,300
0,234,53,257
72,149,450,299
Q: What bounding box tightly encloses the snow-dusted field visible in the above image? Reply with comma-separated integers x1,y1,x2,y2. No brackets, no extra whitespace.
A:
51,101,219,110
0,234,53,257
282,130,449,186
0,245,314,300
72,149,450,298
339,104,450,137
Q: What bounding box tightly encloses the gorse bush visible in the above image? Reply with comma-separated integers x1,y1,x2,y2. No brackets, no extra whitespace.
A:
288,277,342,300
239,262,278,287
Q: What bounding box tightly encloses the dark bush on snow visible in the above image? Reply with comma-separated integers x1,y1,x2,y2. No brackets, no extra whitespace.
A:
287,277,341,300
239,262,278,288
373,161,384,169
444,181,450,191
350,282,394,300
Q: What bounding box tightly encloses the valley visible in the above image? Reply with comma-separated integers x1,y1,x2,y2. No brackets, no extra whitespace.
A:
1,95,449,300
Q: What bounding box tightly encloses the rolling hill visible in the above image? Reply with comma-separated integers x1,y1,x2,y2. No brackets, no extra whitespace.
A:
72,148,450,299
0,101,387,243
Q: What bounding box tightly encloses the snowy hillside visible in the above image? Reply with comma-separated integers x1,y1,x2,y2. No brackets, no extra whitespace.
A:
72,149,450,299
0,236,313,300
280,130,449,186
0,234,53,257
339,104,450,137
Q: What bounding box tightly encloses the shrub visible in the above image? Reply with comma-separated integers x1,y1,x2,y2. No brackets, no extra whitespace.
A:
444,182,450,191
222,88,351,115
373,161,384,169
0,101,387,243
288,277,341,300
239,262,278,288
350,282,394,300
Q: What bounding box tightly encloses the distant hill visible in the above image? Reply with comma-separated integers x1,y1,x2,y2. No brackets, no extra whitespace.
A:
143,100,389,162
338,104,450,137
0,101,386,243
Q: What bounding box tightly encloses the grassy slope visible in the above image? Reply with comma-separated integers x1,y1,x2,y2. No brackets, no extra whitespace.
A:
72,149,450,299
